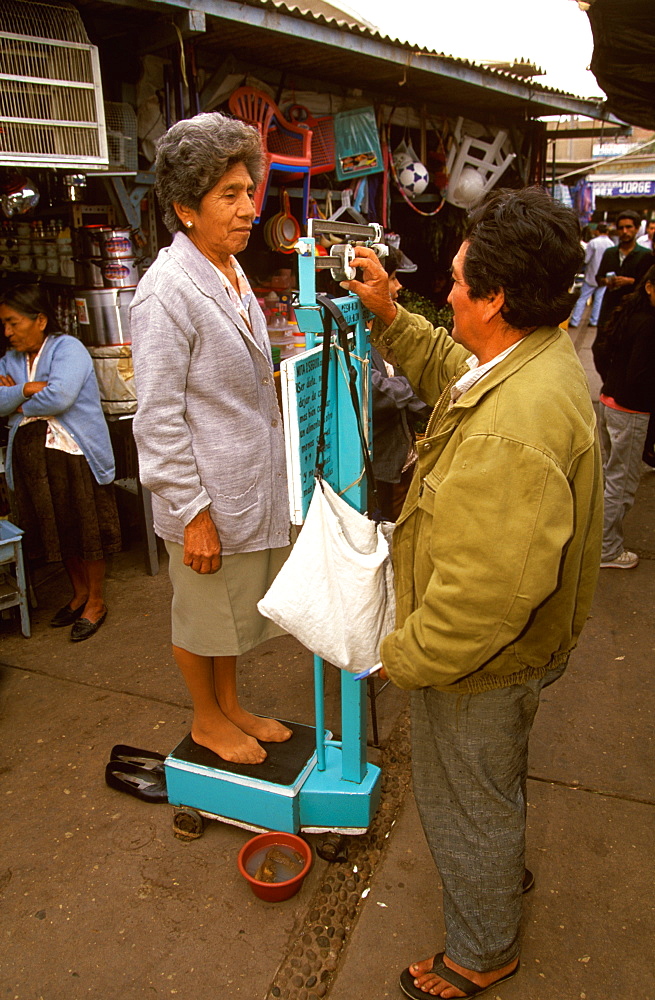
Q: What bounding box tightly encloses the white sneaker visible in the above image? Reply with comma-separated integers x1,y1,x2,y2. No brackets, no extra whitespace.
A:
600,550,639,569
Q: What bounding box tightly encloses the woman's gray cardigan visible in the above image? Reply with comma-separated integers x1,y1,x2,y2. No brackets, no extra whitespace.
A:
129,232,290,555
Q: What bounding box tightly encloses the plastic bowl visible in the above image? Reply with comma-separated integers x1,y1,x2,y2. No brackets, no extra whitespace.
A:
237,832,312,902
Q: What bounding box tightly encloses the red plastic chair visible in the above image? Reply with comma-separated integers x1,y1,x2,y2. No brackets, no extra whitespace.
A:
288,105,335,176
228,86,313,224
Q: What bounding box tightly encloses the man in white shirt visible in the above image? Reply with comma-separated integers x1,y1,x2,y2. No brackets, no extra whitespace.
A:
569,222,615,328
343,188,602,1000
636,218,655,249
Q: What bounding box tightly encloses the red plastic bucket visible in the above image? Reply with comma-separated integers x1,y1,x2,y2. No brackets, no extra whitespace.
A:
237,832,312,902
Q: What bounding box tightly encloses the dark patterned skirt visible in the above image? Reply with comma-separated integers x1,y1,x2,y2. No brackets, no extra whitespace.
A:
10,421,122,563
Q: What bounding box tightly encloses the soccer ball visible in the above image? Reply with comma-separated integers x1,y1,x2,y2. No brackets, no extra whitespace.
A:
398,160,430,197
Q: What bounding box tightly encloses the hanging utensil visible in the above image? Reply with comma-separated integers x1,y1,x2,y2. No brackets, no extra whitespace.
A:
275,190,301,253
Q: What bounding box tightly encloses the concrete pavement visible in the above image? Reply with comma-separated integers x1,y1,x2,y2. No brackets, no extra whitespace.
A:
1,310,653,1000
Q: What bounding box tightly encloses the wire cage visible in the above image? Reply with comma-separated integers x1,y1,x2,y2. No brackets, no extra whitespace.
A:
0,0,108,169
104,101,137,173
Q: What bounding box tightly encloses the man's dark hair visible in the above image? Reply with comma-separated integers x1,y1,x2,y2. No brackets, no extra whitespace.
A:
615,210,641,228
463,186,584,329
383,246,402,276
596,222,608,234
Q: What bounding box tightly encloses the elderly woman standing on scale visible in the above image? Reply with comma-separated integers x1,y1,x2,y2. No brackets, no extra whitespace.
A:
130,113,292,766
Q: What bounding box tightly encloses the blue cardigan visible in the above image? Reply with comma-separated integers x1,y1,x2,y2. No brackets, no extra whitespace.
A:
0,334,115,490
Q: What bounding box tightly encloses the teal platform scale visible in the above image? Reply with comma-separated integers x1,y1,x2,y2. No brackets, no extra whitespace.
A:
165,219,384,837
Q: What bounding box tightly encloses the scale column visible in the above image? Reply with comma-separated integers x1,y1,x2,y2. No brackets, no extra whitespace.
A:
340,670,367,782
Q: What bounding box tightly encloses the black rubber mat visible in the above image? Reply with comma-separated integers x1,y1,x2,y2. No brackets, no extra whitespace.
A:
168,721,318,787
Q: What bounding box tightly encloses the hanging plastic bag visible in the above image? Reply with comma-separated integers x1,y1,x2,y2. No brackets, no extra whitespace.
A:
258,478,395,672
392,137,416,172
334,107,383,181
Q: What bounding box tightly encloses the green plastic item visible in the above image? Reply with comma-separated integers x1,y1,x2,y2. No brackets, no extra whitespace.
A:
334,107,383,181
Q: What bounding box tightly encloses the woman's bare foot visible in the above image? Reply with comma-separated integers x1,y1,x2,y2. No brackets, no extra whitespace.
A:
192,714,267,765
407,954,519,998
221,706,293,744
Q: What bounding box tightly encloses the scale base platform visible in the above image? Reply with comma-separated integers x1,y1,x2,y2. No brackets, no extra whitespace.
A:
165,723,381,835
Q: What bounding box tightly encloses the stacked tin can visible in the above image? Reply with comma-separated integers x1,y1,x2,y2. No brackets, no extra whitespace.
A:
75,225,139,346
80,225,140,289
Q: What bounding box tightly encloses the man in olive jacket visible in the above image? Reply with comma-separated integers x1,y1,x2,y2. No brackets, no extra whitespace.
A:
344,188,603,1000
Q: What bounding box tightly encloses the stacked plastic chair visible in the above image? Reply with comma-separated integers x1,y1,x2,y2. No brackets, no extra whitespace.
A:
228,86,313,223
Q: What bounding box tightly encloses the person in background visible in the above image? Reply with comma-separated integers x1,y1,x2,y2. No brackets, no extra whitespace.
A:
370,246,432,521
594,264,655,569
568,222,614,329
592,210,651,375
636,218,655,250
0,282,120,640
344,187,602,999
130,112,292,766
636,229,655,470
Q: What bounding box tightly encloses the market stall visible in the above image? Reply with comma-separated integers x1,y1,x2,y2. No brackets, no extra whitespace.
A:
0,0,612,580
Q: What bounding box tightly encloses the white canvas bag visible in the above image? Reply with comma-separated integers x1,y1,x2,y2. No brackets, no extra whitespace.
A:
258,478,395,672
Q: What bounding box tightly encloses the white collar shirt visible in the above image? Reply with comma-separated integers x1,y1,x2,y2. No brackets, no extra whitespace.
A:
449,340,522,408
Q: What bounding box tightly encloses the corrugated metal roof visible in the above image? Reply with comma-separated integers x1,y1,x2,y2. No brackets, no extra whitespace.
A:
235,0,605,105
72,0,613,123
278,0,376,31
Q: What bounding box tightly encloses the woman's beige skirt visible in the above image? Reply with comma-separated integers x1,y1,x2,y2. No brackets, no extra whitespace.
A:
165,541,290,657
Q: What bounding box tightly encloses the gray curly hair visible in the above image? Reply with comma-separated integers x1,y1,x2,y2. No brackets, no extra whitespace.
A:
154,112,265,234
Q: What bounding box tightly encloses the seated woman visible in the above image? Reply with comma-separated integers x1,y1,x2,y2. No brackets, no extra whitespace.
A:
0,282,121,640
130,112,292,766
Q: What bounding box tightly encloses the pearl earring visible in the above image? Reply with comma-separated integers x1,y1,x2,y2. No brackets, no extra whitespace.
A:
185,221,193,229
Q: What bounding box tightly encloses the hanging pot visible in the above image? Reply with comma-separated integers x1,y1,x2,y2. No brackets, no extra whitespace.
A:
275,191,301,252
1,176,40,217
265,206,286,251
264,214,279,252
266,191,300,253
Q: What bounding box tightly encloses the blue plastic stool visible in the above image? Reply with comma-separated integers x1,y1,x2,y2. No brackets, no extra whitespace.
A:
0,520,31,637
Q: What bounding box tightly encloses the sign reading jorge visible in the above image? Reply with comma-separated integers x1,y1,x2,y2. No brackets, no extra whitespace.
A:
592,178,655,198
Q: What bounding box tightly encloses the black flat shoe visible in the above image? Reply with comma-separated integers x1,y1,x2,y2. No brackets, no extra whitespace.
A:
110,744,166,771
50,603,86,628
71,610,107,642
104,761,168,803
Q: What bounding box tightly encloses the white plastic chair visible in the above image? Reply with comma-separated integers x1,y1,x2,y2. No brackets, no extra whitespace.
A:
446,118,516,208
